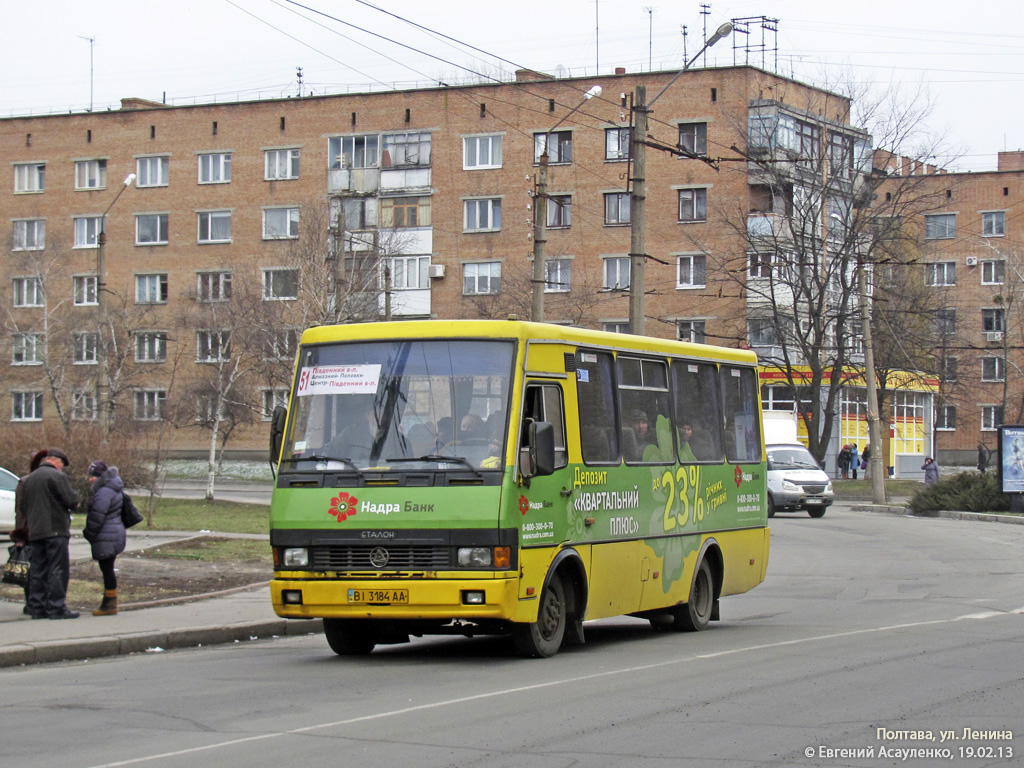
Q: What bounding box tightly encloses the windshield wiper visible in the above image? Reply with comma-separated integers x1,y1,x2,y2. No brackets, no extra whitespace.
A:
386,455,483,478
301,454,364,473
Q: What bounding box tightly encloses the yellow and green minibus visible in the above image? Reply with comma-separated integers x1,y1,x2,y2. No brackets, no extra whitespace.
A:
269,320,769,657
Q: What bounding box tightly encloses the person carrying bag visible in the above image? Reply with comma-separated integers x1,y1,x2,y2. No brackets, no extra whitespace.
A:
82,461,126,616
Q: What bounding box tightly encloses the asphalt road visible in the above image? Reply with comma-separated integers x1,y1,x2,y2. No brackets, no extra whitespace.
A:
3,505,1023,768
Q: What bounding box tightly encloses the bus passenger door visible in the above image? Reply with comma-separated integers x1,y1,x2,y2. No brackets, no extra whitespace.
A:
518,381,572,551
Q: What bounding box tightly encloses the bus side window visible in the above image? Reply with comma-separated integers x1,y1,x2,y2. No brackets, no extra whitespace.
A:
673,360,724,462
576,350,620,464
521,383,568,470
721,367,762,462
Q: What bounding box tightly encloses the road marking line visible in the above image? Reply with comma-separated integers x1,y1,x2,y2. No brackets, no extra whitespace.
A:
86,607,1023,768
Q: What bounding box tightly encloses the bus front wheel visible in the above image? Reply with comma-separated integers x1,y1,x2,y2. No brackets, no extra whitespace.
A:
324,619,376,655
513,575,567,658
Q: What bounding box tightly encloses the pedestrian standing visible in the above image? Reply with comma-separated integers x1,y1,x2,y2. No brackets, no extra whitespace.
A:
23,448,81,619
837,444,852,479
11,449,49,614
82,461,126,616
977,443,991,474
861,444,871,477
922,457,940,486
850,443,860,480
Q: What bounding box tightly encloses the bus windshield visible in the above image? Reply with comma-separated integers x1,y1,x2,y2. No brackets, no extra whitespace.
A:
284,338,515,471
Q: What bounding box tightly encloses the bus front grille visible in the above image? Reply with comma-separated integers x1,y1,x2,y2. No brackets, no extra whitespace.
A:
312,545,451,570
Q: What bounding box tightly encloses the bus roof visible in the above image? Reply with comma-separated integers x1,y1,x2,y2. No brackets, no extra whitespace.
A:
298,319,758,366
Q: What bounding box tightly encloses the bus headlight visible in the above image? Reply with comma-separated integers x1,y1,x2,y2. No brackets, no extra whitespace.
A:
457,547,492,567
282,547,309,567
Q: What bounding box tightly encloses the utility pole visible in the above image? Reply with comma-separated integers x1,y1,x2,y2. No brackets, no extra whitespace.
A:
859,259,886,505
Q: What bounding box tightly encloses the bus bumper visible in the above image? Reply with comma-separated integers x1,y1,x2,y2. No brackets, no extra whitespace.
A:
271,573,522,621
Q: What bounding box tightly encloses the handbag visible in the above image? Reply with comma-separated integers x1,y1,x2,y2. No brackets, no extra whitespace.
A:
3,544,29,587
120,491,144,529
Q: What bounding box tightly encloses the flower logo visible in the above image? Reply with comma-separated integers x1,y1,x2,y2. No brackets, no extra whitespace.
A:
329,492,359,522
734,465,744,488
519,495,530,515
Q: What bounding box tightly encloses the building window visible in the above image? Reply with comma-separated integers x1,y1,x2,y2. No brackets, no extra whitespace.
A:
265,148,300,180
12,392,43,421
605,128,631,161
982,357,1005,382
981,405,1004,431
136,156,169,187
464,198,502,232
382,132,431,167
463,135,502,169
981,211,1005,237
981,260,1005,285
135,274,168,304
676,254,707,288
262,268,299,300
389,255,429,290
534,130,573,164
199,152,232,184
12,333,43,365
136,214,169,245
936,308,956,336
13,277,43,308
925,214,956,240
939,356,958,382
925,262,956,286
547,195,572,228
73,275,98,306
678,122,708,156
982,308,1005,333
604,193,630,225
463,262,501,295
198,210,232,243
329,134,379,169
603,321,630,334
748,252,773,278
677,320,707,343
72,390,97,421
74,216,104,248
381,197,430,228
603,257,630,290
263,330,297,361
748,318,778,346
135,331,167,363
133,389,166,421
262,388,289,419
13,219,45,250
73,332,98,364
197,271,231,302
678,188,707,222
545,259,571,293
197,330,230,362
14,163,45,193
74,159,107,190
935,404,956,431
263,207,300,239
337,197,376,230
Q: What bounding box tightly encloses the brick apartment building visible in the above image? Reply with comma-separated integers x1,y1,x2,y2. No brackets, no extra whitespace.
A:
2,65,900,460
875,151,1024,467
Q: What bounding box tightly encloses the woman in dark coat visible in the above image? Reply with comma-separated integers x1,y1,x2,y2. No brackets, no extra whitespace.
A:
82,461,126,616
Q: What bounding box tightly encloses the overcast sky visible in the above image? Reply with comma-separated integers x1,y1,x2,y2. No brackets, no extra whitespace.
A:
3,0,1021,171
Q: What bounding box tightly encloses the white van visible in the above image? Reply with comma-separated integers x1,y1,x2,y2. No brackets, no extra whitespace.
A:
765,442,834,518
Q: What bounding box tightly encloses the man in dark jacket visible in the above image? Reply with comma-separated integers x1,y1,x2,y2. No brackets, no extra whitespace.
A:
23,448,81,619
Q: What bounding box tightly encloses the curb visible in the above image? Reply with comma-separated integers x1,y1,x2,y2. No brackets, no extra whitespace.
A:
0,618,323,668
852,503,1024,525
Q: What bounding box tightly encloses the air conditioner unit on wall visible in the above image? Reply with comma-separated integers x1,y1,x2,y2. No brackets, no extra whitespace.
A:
985,331,1004,343
427,264,446,279
965,256,978,266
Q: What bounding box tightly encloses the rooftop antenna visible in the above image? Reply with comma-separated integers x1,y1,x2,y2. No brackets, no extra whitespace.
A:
645,7,653,70
681,24,688,64
296,66,304,97
78,35,95,111
699,3,710,67
595,0,600,74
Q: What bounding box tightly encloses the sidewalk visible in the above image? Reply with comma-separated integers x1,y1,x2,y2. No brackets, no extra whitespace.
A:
1,479,322,669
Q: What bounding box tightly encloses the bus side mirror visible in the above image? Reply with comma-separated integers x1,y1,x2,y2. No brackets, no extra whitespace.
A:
269,406,287,465
527,421,556,478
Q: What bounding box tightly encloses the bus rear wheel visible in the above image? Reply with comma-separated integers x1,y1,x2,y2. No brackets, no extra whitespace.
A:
663,558,714,632
513,575,567,658
324,619,377,655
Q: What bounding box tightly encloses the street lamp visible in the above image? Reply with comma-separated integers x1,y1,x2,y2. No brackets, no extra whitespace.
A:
532,85,602,322
96,172,136,429
629,23,732,335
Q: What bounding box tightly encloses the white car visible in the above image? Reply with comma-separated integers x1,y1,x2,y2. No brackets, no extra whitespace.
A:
0,466,18,531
